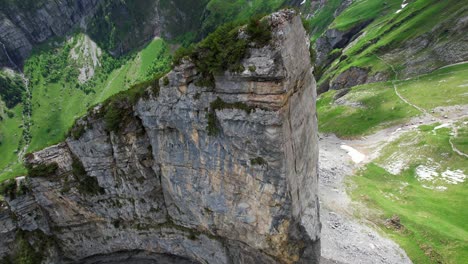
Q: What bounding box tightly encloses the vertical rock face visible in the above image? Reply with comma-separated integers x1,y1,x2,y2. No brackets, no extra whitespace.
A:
0,10,320,263
0,0,102,67
0,0,207,67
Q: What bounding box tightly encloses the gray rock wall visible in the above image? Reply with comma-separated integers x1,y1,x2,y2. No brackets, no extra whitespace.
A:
0,0,101,67
0,10,320,264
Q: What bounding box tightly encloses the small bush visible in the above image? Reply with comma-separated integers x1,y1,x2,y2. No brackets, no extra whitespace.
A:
251,157,267,166
163,76,170,86
104,101,127,132
70,124,86,140
246,15,272,47
6,110,14,118
301,16,312,35
210,97,253,114
248,65,256,72
206,97,253,136
172,44,195,66
26,163,59,178
71,155,105,195
206,112,220,136
309,46,317,65
194,74,215,89
0,180,17,199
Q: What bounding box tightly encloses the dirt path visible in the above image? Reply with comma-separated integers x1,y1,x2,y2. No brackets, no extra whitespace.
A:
319,133,412,264
319,102,467,263
449,125,468,158
375,55,468,157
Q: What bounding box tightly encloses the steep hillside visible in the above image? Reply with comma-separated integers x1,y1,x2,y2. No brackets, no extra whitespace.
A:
309,0,468,92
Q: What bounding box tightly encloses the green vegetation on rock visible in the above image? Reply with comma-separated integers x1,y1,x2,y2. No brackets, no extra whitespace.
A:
10,230,55,264
71,155,104,195
0,178,28,199
174,14,272,86
26,162,58,178
200,0,285,36
0,72,25,108
206,97,253,136
251,157,267,166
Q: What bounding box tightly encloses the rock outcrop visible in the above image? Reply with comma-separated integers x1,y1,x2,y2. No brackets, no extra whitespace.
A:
0,10,320,264
0,0,101,68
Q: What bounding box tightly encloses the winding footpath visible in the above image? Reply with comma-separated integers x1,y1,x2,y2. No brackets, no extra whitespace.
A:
375,55,468,157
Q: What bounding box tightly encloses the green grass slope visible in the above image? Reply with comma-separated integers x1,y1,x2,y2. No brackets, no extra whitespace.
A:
318,62,468,137
317,0,467,86
351,124,468,263
0,34,171,181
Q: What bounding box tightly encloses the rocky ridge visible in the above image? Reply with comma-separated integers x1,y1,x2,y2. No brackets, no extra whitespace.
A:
0,10,320,264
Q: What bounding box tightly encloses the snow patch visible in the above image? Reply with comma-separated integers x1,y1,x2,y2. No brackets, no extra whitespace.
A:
300,0,306,5
441,169,466,184
381,152,409,175
340,145,366,163
416,165,466,185
415,165,439,181
395,0,409,14
434,123,450,130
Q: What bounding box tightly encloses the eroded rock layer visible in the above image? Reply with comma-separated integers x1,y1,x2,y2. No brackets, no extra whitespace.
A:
0,10,320,264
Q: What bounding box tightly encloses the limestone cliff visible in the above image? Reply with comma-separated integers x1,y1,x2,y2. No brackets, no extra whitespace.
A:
0,10,320,263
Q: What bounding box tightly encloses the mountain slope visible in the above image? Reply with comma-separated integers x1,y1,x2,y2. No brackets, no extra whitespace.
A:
310,0,468,92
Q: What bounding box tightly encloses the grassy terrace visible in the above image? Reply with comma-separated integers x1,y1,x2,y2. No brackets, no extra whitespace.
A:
318,62,468,138
350,124,468,263
396,63,468,112
317,62,468,263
